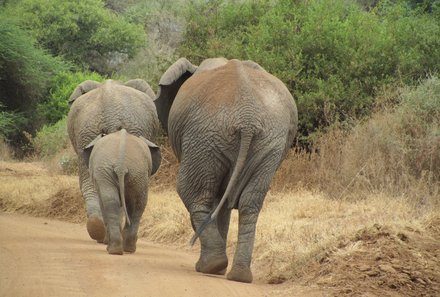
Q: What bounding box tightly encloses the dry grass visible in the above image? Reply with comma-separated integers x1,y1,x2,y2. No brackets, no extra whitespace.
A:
43,144,78,175
0,161,82,220
138,186,438,285
273,116,439,209
0,138,13,161
273,78,440,208
252,191,433,279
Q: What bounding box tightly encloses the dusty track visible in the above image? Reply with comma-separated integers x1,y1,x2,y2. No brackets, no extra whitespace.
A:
0,213,270,297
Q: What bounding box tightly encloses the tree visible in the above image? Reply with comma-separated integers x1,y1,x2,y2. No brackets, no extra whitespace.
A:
0,16,68,151
6,0,146,74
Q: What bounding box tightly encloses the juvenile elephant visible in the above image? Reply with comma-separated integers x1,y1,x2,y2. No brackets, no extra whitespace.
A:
67,79,160,242
85,129,160,255
154,58,298,283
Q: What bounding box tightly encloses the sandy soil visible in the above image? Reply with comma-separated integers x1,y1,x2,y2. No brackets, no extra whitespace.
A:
0,213,273,297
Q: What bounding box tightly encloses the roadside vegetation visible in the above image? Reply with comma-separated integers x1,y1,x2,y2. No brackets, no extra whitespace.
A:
1,0,439,295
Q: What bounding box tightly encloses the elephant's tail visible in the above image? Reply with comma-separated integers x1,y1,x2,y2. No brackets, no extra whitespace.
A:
114,129,131,226
190,130,253,246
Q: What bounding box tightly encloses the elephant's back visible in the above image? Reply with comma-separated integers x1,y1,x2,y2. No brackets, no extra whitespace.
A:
68,83,159,151
173,59,294,116
170,59,296,133
169,59,298,161
91,132,151,183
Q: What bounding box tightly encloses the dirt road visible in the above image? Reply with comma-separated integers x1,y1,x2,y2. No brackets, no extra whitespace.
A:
0,213,271,297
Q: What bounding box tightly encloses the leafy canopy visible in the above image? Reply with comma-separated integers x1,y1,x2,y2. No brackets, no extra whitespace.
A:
6,0,146,72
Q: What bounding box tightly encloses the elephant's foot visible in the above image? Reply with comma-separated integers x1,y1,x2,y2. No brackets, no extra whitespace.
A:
107,241,123,255
227,265,253,283
123,239,137,253
86,215,105,242
195,254,228,275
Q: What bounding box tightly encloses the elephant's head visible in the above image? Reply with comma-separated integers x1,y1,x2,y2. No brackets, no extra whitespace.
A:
69,79,156,107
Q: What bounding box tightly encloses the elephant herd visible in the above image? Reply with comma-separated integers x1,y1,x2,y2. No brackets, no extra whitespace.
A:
67,57,298,283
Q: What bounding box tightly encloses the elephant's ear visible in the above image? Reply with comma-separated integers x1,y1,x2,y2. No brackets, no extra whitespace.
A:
69,80,101,107
82,134,105,168
124,79,155,100
140,137,161,176
154,58,198,131
242,60,266,72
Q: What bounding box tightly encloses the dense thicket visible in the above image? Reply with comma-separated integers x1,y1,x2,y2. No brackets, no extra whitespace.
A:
179,0,440,142
0,16,67,147
4,0,146,74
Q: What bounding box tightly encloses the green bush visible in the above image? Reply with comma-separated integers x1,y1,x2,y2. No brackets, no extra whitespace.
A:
178,0,440,143
0,105,28,140
396,77,440,180
0,16,67,153
0,16,67,114
38,71,105,125
275,76,439,203
33,117,69,158
5,0,146,73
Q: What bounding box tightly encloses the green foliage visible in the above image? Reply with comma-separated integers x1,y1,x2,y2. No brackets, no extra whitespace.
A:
0,16,68,112
0,15,68,152
114,0,187,87
396,77,440,178
38,71,105,125
33,117,69,158
5,0,146,73
341,76,440,196
0,104,28,139
181,0,270,62
179,0,440,143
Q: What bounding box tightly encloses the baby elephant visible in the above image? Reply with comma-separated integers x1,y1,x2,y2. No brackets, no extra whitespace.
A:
84,129,161,255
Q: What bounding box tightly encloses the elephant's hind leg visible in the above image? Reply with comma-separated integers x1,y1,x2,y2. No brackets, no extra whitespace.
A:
227,173,276,282
194,216,228,275
123,192,147,253
79,158,105,242
177,161,228,275
98,185,123,255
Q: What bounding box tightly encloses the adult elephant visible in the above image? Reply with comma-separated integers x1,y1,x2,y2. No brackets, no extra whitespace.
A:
68,79,160,242
154,58,298,283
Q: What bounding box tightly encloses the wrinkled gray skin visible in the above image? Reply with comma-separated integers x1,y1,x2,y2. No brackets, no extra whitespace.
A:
67,79,160,242
86,129,161,255
154,58,298,283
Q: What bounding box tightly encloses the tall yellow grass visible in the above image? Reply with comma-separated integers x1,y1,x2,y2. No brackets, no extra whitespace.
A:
142,188,436,281
0,138,13,161
273,114,439,208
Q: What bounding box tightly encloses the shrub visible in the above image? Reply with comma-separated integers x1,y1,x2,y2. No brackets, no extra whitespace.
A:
37,71,105,125
33,117,69,159
115,0,186,87
5,0,146,73
0,105,28,140
0,16,67,123
273,77,440,206
179,0,440,143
